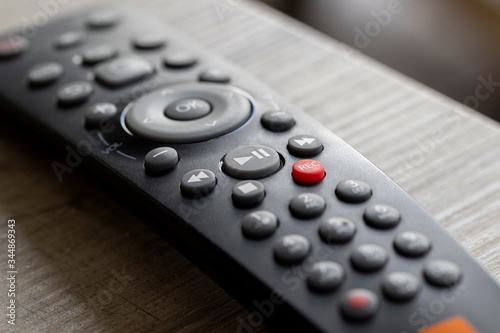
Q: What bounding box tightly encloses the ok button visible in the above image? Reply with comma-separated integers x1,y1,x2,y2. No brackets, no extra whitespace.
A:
165,98,212,121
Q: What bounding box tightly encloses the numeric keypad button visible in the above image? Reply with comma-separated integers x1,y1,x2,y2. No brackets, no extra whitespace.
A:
83,45,117,65
307,261,345,292
87,9,119,29
241,211,278,239
394,231,431,257
319,217,356,244
57,81,93,106
364,204,401,229
335,180,372,203
27,62,63,86
424,260,463,287
55,31,86,49
133,33,166,50
163,52,198,69
95,55,155,87
289,193,326,219
261,110,295,132
382,272,421,301
351,244,388,272
274,234,310,265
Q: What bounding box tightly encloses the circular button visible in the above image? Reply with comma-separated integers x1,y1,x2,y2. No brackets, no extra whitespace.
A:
319,217,356,244
351,244,388,272
289,193,326,219
199,68,230,83
261,110,295,132
27,62,63,86
287,135,323,157
223,145,280,179
163,51,197,68
133,33,166,50
57,81,93,106
144,147,179,174
274,234,311,265
85,103,117,128
180,169,217,197
292,159,325,184
307,261,345,292
382,271,421,301
364,204,401,229
125,83,252,143
394,231,431,258
0,35,29,59
335,180,372,203
241,211,278,239
164,98,211,121
83,45,117,65
87,9,119,28
232,180,265,207
55,31,86,49
424,260,462,287
340,289,379,321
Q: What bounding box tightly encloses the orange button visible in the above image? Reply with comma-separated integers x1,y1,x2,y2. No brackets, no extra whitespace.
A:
420,316,478,333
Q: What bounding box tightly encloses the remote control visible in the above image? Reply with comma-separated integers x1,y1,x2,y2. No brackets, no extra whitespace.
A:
1,4,499,333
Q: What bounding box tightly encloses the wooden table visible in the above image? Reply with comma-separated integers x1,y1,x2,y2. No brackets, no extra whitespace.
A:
0,0,499,332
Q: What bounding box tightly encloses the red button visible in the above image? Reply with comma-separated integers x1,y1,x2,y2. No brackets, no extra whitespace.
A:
347,294,370,310
292,159,325,183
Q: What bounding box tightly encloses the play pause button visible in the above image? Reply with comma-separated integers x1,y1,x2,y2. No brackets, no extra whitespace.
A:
223,145,281,179
181,169,217,197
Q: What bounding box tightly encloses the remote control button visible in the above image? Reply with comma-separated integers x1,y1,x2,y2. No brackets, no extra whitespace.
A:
382,271,421,301
241,211,278,239
82,45,117,65
133,33,166,50
291,159,325,184
199,68,230,83
223,145,280,179
144,147,179,174
232,180,265,207
307,261,345,292
125,83,252,143
95,55,155,87
364,204,401,229
274,234,311,265
163,51,198,69
57,81,93,106
164,98,211,121
261,110,295,132
87,9,119,29
180,169,217,197
85,103,117,128
424,260,463,287
351,244,388,272
287,135,323,157
27,62,63,86
335,180,372,203
55,31,86,49
394,231,431,257
289,193,326,219
0,35,29,59
319,217,356,244
340,289,379,321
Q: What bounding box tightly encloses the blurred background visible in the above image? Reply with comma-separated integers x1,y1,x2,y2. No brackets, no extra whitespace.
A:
259,0,500,122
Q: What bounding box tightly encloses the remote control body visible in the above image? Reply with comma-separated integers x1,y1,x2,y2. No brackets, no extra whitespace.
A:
0,5,499,333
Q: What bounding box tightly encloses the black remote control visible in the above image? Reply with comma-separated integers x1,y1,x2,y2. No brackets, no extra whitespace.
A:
1,4,499,333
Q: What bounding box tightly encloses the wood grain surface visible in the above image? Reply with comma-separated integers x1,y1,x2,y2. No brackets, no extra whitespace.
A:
0,0,499,332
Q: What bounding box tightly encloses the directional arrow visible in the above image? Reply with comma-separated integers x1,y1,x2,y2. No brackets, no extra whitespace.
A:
234,156,253,166
205,121,217,127
294,137,315,146
143,117,154,124
187,171,210,183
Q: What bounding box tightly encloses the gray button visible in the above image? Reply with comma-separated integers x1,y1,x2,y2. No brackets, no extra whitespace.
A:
232,180,265,207
364,204,401,229
95,55,155,87
85,103,117,128
289,193,326,219
287,135,323,157
0,35,29,59
319,217,356,244
199,68,230,83
165,98,211,121
163,51,197,68
87,9,119,29
27,62,63,86
424,260,462,287
336,180,372,203
144,147,178,174
83,45,117,65
241,211,278,239
133,33,165,50
394,231,431,258
382,271,421,301
223,145,280,180
125,83,252,143
180,169,217,197
274,234,311,265
261,110,295,132
307,261,345,292
57,81,93,106
351,244,388,272
55,31,86,49
340,289,379,321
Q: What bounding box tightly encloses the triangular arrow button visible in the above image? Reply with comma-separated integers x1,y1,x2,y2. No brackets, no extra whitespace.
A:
234,156,253,166
188,174,201,183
